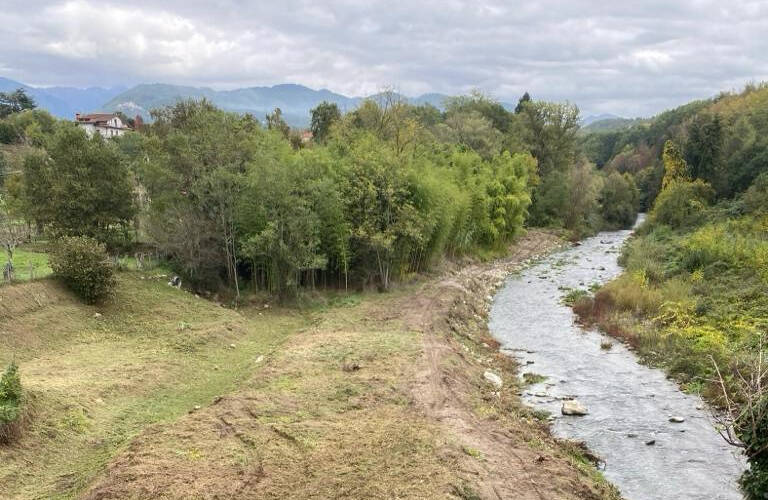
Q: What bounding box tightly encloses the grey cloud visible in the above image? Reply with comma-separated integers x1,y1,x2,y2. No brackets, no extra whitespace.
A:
1,0,767,117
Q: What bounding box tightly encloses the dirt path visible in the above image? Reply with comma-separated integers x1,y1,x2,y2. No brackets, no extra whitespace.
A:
79,231,621,499
392,230,617,499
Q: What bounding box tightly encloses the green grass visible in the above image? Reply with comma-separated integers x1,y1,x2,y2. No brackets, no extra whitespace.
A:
7,247,51,281
0,273,309,498
583,212,768,401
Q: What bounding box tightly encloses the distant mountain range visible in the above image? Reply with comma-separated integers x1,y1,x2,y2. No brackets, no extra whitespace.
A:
0,77,126,120
1,77,463,127
5,76,628,129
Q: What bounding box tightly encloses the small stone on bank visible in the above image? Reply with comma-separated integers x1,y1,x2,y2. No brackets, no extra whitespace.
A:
483,370,503,389
561,400,588,416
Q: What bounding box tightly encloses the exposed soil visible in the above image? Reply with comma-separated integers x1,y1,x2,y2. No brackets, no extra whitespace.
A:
78,230,621,499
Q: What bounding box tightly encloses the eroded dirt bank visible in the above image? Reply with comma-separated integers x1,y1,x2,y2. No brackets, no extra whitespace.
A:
81,230,621,499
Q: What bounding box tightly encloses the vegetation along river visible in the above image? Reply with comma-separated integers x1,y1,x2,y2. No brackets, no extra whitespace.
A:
489,219,746,500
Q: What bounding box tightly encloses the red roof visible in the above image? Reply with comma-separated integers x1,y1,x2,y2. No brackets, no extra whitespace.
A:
75,113,131,129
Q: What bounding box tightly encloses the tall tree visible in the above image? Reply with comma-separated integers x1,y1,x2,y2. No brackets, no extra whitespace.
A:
144,100,257,296
661,140,690,188
685,113,726,194
266,107,290,139
19,125,135,246
0,89,36,118
310,101,341,143
514,92,531,114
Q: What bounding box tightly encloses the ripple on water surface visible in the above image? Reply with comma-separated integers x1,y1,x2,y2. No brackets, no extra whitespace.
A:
489,224,745,500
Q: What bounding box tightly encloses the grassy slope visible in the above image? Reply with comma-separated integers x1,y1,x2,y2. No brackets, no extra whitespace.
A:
0,274,306,498
574,214,768,399
1,235,621,499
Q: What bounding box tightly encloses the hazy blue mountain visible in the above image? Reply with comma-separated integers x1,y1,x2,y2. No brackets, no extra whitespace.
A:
42,86,126,117
105,84,494,126
1,76,555,127
0,76,124,119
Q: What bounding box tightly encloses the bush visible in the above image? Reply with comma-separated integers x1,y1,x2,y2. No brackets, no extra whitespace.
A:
743,172,768,214
50,236,116,304
0,121,18,144
738,396,768,499
0,361,22,443
648,179,714,229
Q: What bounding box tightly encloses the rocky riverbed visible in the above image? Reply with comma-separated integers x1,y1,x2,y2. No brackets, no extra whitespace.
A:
489,222,746,500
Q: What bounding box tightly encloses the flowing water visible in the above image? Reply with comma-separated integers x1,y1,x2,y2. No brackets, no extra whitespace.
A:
489,220,746,500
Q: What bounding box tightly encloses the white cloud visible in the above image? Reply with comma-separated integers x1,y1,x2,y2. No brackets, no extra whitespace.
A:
1,0,768,116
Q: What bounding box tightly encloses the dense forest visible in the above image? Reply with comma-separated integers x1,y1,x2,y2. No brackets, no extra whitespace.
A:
0,89,640,300
576,84,768,497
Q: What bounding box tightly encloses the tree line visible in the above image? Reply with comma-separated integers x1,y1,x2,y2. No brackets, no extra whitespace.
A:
579,83,768,498
0,88,641,298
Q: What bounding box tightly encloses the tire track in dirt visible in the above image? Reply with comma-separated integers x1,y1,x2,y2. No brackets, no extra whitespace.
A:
397,230,619,499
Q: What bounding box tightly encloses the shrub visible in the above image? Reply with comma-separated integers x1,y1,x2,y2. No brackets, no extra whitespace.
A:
738,396,768,499
50,236,116,304
743,172,768,214
0,121,18,144
0,361,22,443
648,179,714,229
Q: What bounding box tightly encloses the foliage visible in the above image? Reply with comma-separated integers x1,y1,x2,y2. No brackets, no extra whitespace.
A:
600,171,640,229
436,110,503,159
661,140,690,188
265,107,290,139
50,236,116,304
143,100,258,295
514,91,531,114
743,172,768,214
0,88,36,119
310,101,341,143
0,361,22,429
18,125,136,247
647,179,713,229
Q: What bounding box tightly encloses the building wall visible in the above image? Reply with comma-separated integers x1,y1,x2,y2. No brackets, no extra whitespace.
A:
76,117,129,138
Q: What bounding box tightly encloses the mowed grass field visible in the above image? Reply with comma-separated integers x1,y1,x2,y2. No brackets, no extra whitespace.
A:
0,273,308,498
0,236,620,500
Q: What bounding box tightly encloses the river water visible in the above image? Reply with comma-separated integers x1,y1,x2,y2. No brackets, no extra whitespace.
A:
488,222,746,500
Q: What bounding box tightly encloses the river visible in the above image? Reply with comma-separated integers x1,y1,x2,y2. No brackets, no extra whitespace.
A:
488,221,746,500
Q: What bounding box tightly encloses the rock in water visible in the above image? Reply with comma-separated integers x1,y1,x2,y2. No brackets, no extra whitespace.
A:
669,416,685,423
483,370,503,389
561,400,588,416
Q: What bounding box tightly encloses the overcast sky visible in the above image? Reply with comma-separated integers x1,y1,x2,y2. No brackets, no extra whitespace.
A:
2,0,767,117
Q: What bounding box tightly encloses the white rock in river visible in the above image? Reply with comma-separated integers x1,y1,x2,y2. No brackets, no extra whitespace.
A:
561,400,589,416
483,370,503,389
669,416,685,423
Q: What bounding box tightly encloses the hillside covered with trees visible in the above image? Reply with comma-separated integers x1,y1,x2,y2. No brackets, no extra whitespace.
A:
576,83,768,497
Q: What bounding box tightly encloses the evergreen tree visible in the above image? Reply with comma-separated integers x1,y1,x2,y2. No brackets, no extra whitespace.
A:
0,89,36,118
310,101,341,143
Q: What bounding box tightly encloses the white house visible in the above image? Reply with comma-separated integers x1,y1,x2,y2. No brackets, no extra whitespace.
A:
74,113,131,138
